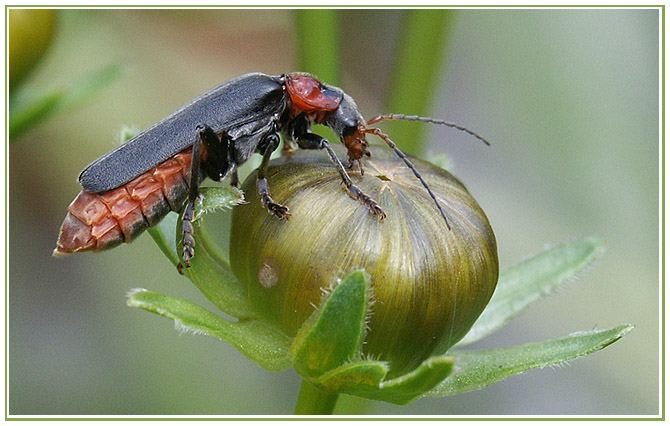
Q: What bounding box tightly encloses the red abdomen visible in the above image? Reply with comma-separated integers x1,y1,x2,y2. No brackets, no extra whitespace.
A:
54,147,197,256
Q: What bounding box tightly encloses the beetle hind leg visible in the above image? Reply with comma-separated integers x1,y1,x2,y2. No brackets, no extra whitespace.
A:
229,168,239,187
177,124,223,273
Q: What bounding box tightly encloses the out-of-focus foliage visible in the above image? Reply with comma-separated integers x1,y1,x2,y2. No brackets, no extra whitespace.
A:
9,9,57,88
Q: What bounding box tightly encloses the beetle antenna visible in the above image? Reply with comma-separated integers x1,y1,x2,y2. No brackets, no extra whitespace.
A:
367,114,491,146
364,127,451,230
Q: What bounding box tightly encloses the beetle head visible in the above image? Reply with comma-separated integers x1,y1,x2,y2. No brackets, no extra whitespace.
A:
321,87,371,165
284,73,371,166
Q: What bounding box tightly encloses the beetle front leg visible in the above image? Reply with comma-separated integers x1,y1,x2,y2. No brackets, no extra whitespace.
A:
295,133,385,219
321,139,385,219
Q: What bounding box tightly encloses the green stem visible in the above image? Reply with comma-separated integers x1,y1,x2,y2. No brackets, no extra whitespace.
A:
384,10,456,156
293,379,339,415
294,9,340,143
295,9,340,85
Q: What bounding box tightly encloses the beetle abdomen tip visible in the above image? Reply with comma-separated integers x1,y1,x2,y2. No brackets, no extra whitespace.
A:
54,210,96,255
55,147,196,257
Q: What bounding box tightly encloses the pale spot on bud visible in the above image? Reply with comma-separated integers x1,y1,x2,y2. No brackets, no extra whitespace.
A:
258,259,279,289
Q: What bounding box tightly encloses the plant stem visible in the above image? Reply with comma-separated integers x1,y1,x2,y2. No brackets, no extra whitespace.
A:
295,9,340,85
294,9,340,143
384,10,456,156
293,379,339,415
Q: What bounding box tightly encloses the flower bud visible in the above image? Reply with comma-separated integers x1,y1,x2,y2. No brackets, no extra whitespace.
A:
9,9,56,88
230,145,498,377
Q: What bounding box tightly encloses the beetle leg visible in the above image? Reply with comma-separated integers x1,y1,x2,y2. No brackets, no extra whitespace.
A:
281,138,296,155
256,133,290,219
198,126,231,182
177,124,216,274
294,131,385,219
229,168,239,187
320,139,385,219
345,158,365,176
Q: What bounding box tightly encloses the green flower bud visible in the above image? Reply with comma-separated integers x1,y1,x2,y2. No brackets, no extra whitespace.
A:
9,9,57,89
230,145,498,377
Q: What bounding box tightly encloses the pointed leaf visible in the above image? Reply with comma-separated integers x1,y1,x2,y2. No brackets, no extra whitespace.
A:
181,188,252,319
193,186,246,222
430,324,633,397
147,212,180,266
315,355,454,405
291,270,369,378
457,237,605,346
147,195,251,319
314,360,389,392
371,354,454,405
127,289,291,372
183,217,252,319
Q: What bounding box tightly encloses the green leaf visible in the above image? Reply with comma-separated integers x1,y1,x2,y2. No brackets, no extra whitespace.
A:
457,237,605,347
369,354,454,405
127,289,292,372
429,324,633,397
181,204,251,320
58,63,123,107
147,181,244,269
313,360,389,392
147,212,181,267
314,354,454,405
8,87,62,139
147,197,251,320
117,124,140,143
10,63,122,140
193,186,246,222
289,270,455,405
291,270,369,378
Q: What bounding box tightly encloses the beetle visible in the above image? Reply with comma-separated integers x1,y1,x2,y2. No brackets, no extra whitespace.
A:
53,72,489,272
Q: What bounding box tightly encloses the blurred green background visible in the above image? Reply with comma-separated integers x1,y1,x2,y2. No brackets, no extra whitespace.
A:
8,9,659,415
